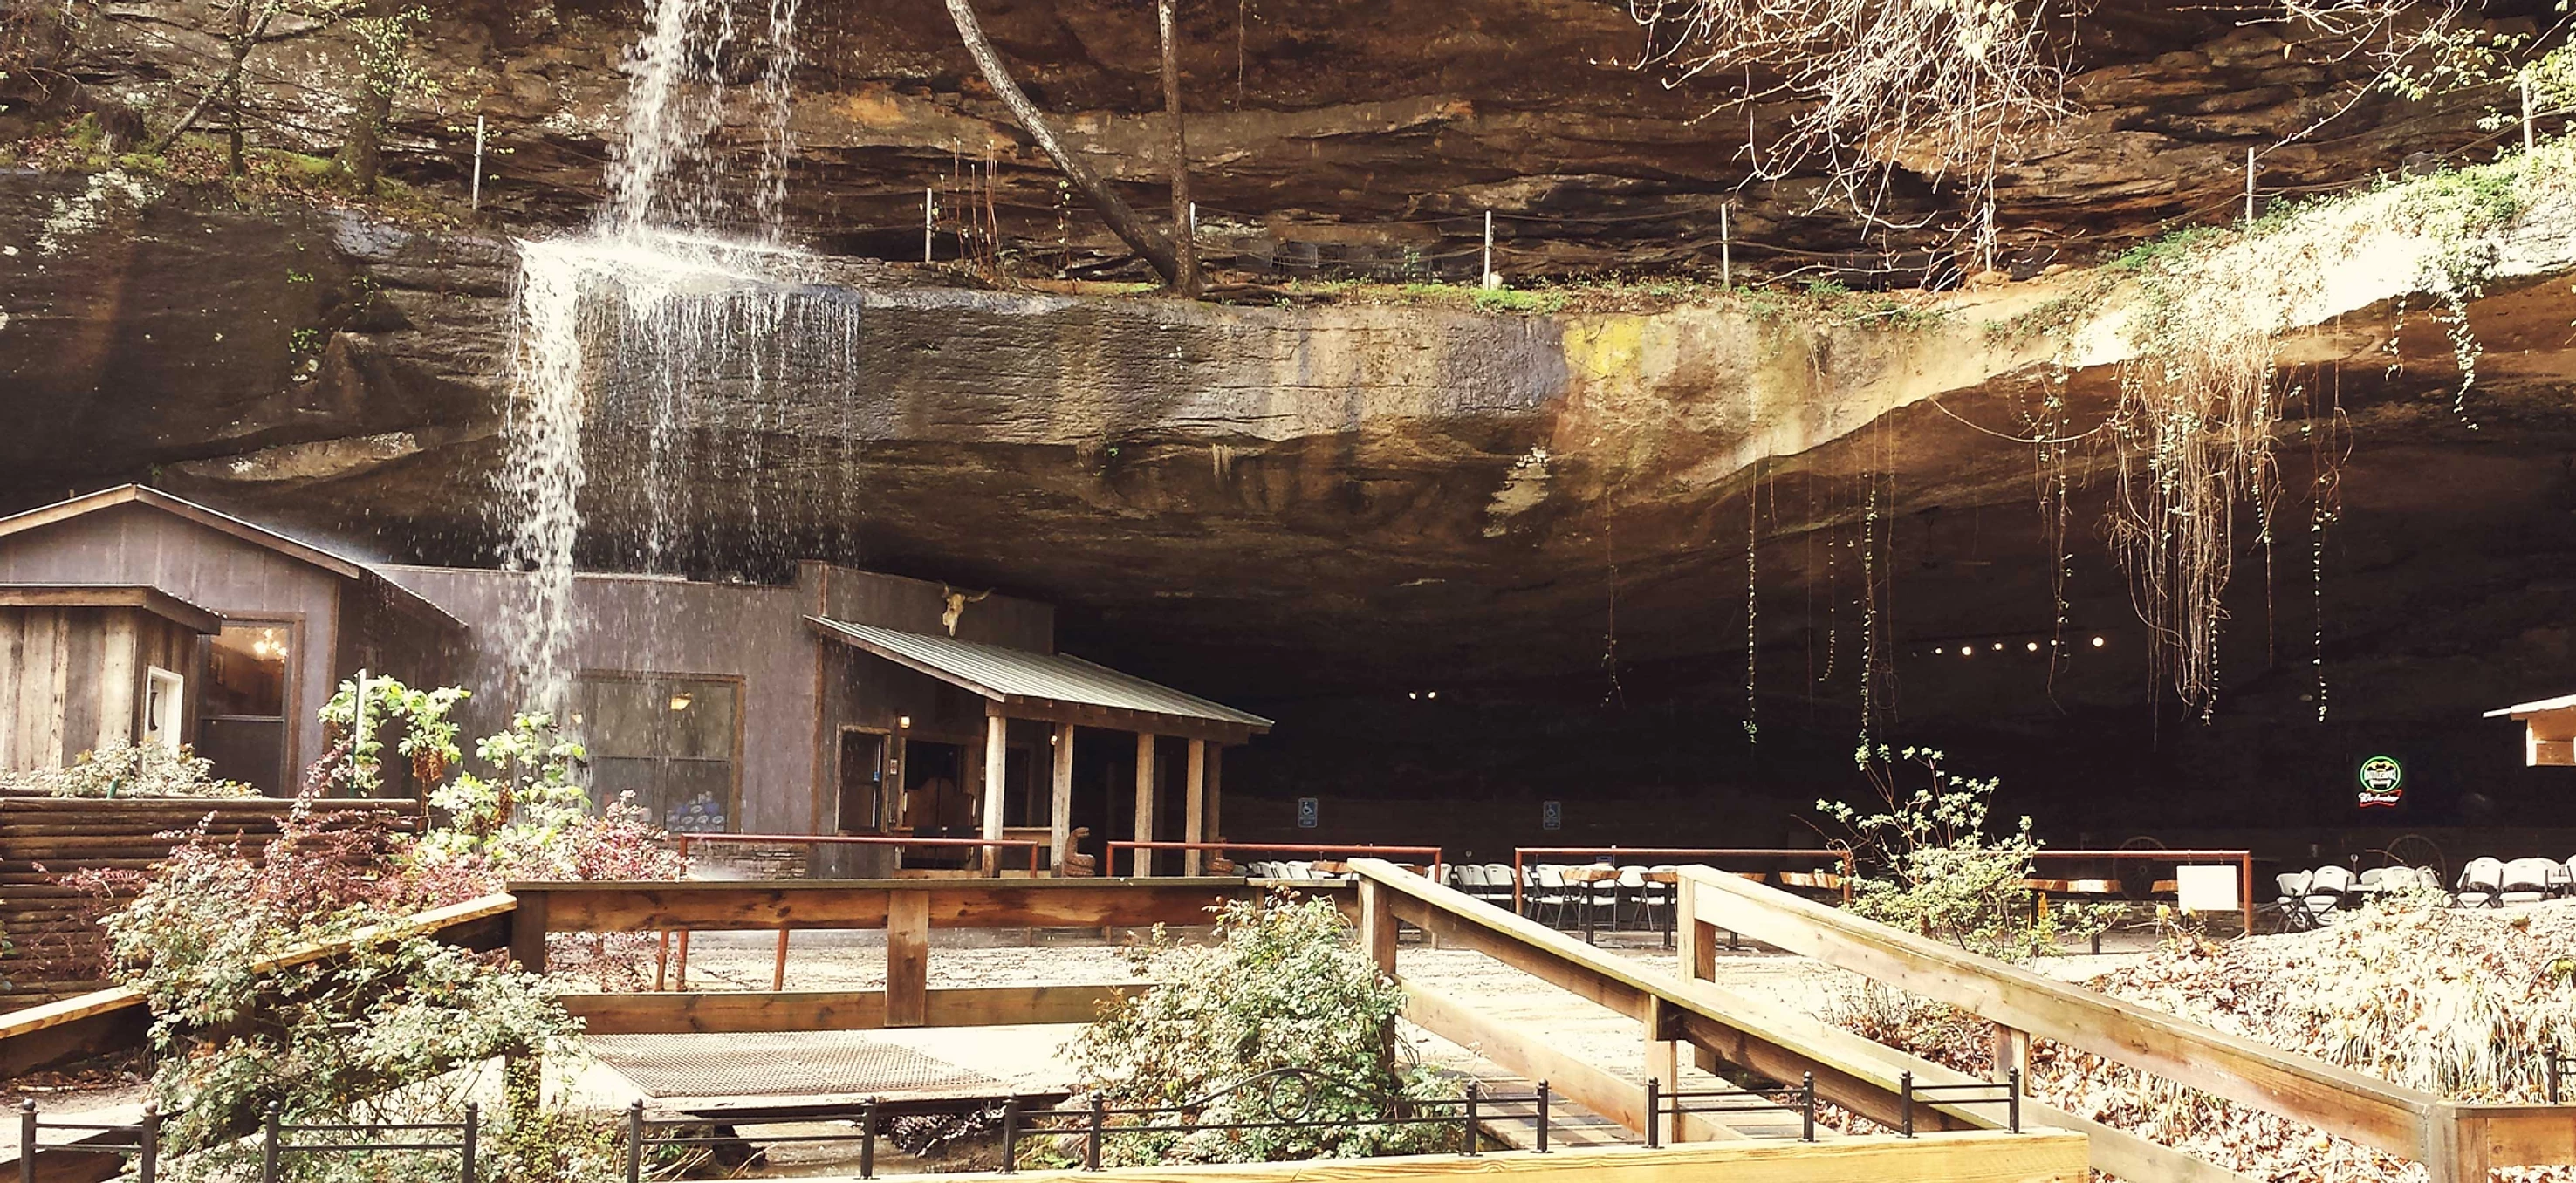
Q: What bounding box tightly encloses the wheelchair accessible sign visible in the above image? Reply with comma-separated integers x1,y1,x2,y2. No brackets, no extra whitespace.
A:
2355,755,2404,808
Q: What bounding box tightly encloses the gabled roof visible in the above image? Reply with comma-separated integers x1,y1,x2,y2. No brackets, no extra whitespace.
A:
2485,693,2576,719
0,485,462,632
808,617,1272,738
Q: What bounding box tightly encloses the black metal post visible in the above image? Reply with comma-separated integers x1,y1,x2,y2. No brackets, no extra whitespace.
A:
138,1103,159,1183
1801,1072,1815,1142
625,1098,645,1183
1462,1080,1479,1155
2007,1069,2022,1133
459,1102,478,1183
1643,1077,1660,1149
861,1100,878,1180
19,1099,36,1183
2553,1046,2566,1104
1899,1071,1914,1138
1086,1096,1104,1171
1535,1082,1551,1153
261,1103,281,1183
999,1098,1019,1173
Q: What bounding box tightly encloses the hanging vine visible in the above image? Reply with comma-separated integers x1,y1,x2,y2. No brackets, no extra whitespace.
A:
2097,138,2553,711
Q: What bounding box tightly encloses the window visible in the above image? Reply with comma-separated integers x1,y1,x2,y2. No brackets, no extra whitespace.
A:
200,623,292,794
204,625,288,716
571,675,739,834
143,668,184,755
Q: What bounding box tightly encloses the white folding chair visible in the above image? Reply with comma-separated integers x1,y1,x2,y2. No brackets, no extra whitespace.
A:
2501,858,2559,905
2456,857,2505,907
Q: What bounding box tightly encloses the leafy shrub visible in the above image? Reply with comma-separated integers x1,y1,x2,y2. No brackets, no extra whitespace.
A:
0,742,255,797
1058,894,1459,1166
1819,745,2116,961
85,681,683,1179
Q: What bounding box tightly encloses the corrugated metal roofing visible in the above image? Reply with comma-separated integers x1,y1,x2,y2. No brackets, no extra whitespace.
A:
807,617,1273,731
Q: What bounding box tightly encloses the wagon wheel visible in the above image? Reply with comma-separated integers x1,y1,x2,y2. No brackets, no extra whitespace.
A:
2376,833,2444,884
2115,834,2168,901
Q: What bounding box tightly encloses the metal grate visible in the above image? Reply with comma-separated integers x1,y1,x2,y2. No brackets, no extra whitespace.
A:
586,1032,1005,1099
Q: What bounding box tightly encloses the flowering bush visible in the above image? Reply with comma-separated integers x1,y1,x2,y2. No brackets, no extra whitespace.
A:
1057,893,1459,1166
0,741,253,797
86,683,683,1179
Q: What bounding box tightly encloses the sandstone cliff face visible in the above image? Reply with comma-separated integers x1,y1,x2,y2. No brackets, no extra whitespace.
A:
10,168,2573,723
7,0,2547,277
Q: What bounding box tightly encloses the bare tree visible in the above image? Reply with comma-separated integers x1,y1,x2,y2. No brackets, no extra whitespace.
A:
942,0,1183,287
1159,0,1199,296
1627,0,2073,232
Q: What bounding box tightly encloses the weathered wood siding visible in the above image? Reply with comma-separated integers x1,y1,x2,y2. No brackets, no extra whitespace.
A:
0,607,199,773
383,565,817,832
0,503,344,776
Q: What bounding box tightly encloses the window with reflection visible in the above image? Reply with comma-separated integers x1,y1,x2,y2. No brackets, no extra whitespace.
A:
200,623,291,793
570,675,739,834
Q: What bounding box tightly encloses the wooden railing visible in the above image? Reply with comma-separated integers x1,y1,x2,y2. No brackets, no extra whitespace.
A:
510,876,1278,1029
1674,863,2576,1182
0,892,512,1077
1107,840,1446,879
1506,848,1855,915
1344,858,2258,1183
673,831,1048,875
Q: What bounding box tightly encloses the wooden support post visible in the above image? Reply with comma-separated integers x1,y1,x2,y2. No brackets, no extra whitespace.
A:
1050,722,1075,875
509,889,548,975
981,712,1009,877
1183,738,1208,875
1645,995,1682,1144
1676,879,1722,1075
1206,744,1223,848
773,929,791,991
886,889,928,1027
1989,1022,2029,1085
2425,1106,2494,1183
1134,732,1158,877
1358,876,1400,975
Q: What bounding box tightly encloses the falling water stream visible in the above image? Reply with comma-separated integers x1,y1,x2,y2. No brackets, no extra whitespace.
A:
492,0,850,712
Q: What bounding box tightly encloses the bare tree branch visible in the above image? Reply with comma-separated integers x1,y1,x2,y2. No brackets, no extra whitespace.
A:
943,0,1181,285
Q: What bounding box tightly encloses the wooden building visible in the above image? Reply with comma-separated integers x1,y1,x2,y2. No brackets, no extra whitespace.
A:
0,487,1268,875
0,487,464,791
0,585,218,773
2486,694,2576,766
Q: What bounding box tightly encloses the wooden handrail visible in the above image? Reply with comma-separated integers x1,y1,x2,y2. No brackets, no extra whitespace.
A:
1673,865,2568,1180
1108,841,1446,879
0,892,514,1077
1346,858,2259,1183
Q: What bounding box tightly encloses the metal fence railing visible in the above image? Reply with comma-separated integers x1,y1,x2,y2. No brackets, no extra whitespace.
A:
1644,1072,1819,1146
12,1100,482,1183
1898,1070,2022,1137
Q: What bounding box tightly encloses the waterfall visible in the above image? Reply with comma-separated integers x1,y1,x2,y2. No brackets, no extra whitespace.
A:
490,0,825,714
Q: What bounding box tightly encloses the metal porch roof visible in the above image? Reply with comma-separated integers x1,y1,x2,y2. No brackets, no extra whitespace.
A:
806,617,1273,732
2486,693,2576,719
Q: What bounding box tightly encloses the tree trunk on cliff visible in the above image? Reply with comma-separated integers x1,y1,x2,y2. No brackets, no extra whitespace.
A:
942,0,1182,287
1158,0,1199,297
341,81,388,195
153,0,277,154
